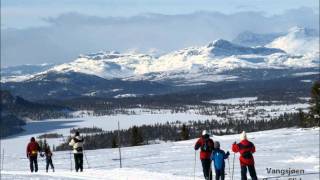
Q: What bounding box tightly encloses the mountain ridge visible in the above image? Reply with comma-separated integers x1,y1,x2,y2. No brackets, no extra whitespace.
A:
2,27,318,84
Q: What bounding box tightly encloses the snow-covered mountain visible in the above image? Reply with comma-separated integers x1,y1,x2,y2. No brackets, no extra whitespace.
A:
267,27,319,54
2,27,319,84
1,63,55,82
1,27,319,100
265,27,319,68
3,27,319,84
267,27,319,59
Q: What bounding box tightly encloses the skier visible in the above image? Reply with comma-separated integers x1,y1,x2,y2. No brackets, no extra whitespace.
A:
69,131,84,172
211,141,230,180
232,131,258,180
26,137,41,172
195,130,215,180
43,144,55,172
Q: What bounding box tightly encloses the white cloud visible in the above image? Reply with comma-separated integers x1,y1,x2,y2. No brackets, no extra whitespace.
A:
1,8,319,66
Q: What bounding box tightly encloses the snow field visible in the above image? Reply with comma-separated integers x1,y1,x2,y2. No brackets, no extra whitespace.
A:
1,128,319,179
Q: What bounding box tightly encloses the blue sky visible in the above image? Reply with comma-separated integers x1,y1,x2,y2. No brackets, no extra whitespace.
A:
1,0,319,66
2,0,319,28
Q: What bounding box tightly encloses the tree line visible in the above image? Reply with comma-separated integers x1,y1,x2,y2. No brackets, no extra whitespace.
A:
55,110,316,151
53,80,319,151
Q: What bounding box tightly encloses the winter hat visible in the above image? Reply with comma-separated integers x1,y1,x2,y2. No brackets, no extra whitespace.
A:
75,131,80,136
30,137,35,142
240,131,247,141
214,141,220,149
202,130,209,136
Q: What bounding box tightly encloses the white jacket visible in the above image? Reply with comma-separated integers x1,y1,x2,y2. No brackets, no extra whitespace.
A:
69,136,84,154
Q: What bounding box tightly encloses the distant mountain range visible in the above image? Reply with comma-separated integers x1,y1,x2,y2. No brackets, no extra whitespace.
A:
1,27,319,100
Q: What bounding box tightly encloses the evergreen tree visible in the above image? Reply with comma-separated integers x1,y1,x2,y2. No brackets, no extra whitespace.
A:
298,109,306,127
131,126,143,146
111,136,118,148
181,124,189,140
309,81,320,127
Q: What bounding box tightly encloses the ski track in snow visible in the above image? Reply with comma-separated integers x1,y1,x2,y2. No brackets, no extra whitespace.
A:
1,127,319,179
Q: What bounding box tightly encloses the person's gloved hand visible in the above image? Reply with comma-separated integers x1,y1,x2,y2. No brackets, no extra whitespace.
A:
226,151,230,156
40,153,44,157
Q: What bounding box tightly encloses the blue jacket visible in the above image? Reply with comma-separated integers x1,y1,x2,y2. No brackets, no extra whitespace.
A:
211,149,229,170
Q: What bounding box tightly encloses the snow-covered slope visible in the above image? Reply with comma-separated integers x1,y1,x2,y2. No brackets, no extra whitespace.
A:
1,64,55,82
266,27,319,67
267,27,319,55
48,51,153,79
2,127,319,180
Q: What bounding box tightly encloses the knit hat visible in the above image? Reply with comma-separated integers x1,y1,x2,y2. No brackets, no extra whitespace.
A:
30,137,35,142
202,130,209,136
75,131,80,136
240,131,247,141
214,141,220,149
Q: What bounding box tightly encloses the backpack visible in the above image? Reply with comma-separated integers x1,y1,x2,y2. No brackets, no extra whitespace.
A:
242,151,253,159
213,151,225,170
28,142,39,156
201,139,212,152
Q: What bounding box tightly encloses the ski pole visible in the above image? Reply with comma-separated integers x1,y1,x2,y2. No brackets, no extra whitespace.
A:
65,135,73,172
118,120,122,168
231,153,235,180
70,149,73,171
209,161,212,180
2,149,4,171
82,146,90,169
1,149,4,172
194,150,196,180
227,157,231,180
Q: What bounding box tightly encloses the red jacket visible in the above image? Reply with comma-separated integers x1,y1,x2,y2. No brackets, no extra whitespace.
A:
232,139,255,166
26,141,40,157
194,136,214,160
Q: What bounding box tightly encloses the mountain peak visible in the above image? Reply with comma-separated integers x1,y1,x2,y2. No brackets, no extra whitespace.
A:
267,26,319,54
207,39,233,48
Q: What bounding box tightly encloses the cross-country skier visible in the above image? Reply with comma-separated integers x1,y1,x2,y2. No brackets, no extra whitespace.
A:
43,144,55,172
211,141,230,180
232,131,258,180
195,130,215,180
69,131,84,172
26,137,41,172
